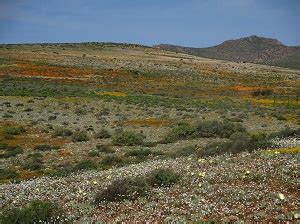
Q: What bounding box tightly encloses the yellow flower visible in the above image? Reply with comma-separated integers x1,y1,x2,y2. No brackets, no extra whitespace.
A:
198,172,206,177
198,158,205,163
93,180,98,185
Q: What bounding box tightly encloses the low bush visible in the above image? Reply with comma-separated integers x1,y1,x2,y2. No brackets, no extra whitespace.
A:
96,144,115,153
72,131,89,142
52,127,73,137
0,142,8,149
198,141,232,157
125,148,152,159
0,145,24,158
23,157,43,170
74,108,87,115
112,131,145,146
94,177,149,203
269,127,300,138
162,120,246,143
27,152,43,159
94,129,111,139
0,200,66,224
50,164,74,177
148,168,180,187
4,126,26,135
198,132,273,157
193,120,246,138
2,113,13,118
74,160,97,171
170,145,197,158
100,155,124,169
0,168,19,182
88,151,99,157
252,89,273,97
162,122,194,143
34,144,58,151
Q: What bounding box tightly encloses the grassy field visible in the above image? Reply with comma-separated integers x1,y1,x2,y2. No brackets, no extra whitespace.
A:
0,43,299,222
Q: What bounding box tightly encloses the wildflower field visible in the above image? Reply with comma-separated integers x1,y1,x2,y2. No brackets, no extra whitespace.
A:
0,43,299,222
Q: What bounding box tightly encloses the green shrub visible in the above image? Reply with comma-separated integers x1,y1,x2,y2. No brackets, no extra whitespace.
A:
94,129,111,139
162,120,246,143
193,120,246,138
74,160,97,171
198,132,273,157
0,200,66,224
23,157,43,170
112,131,145,146
94,177,149,203
0,142,8,149
100,155,124,169
148,168,180,187
96,144,115,153
0,145,24,158
34,144,58,151
74,108,87,115
50,164,74,177
27,152,43,159
52,127,73,137
252,89,273,97
269,127,300,138
88,151,99,157
163,122,194,143
198,141,230,157
72,131,89,142
125,148,152,159
170,145,197,158
4,126,26,135
2,113,13,118
0,168,19,182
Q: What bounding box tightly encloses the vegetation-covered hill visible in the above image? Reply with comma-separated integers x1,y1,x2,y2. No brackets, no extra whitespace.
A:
155,35,300,69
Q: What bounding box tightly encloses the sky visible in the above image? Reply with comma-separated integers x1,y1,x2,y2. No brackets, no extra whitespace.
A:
0,0,299,47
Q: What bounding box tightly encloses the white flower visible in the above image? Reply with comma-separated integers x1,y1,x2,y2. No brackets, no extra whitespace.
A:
278,193,285,200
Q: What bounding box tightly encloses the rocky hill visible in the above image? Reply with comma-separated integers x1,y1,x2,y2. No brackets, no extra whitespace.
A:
154,35,300,69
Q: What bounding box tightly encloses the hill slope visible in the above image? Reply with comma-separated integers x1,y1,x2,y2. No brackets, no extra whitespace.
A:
154,35,300,69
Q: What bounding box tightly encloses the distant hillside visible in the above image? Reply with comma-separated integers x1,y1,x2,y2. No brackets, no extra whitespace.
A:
154,35,300,69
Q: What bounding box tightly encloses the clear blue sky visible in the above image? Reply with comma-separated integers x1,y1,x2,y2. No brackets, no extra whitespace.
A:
0,0,299,47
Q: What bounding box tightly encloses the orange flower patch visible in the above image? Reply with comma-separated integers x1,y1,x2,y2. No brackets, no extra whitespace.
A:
99,91,128,97
122,118,173,127
18,170,43,180
0,62,95,81
57,149,72,157
227,86,268,91
0,121,69,149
